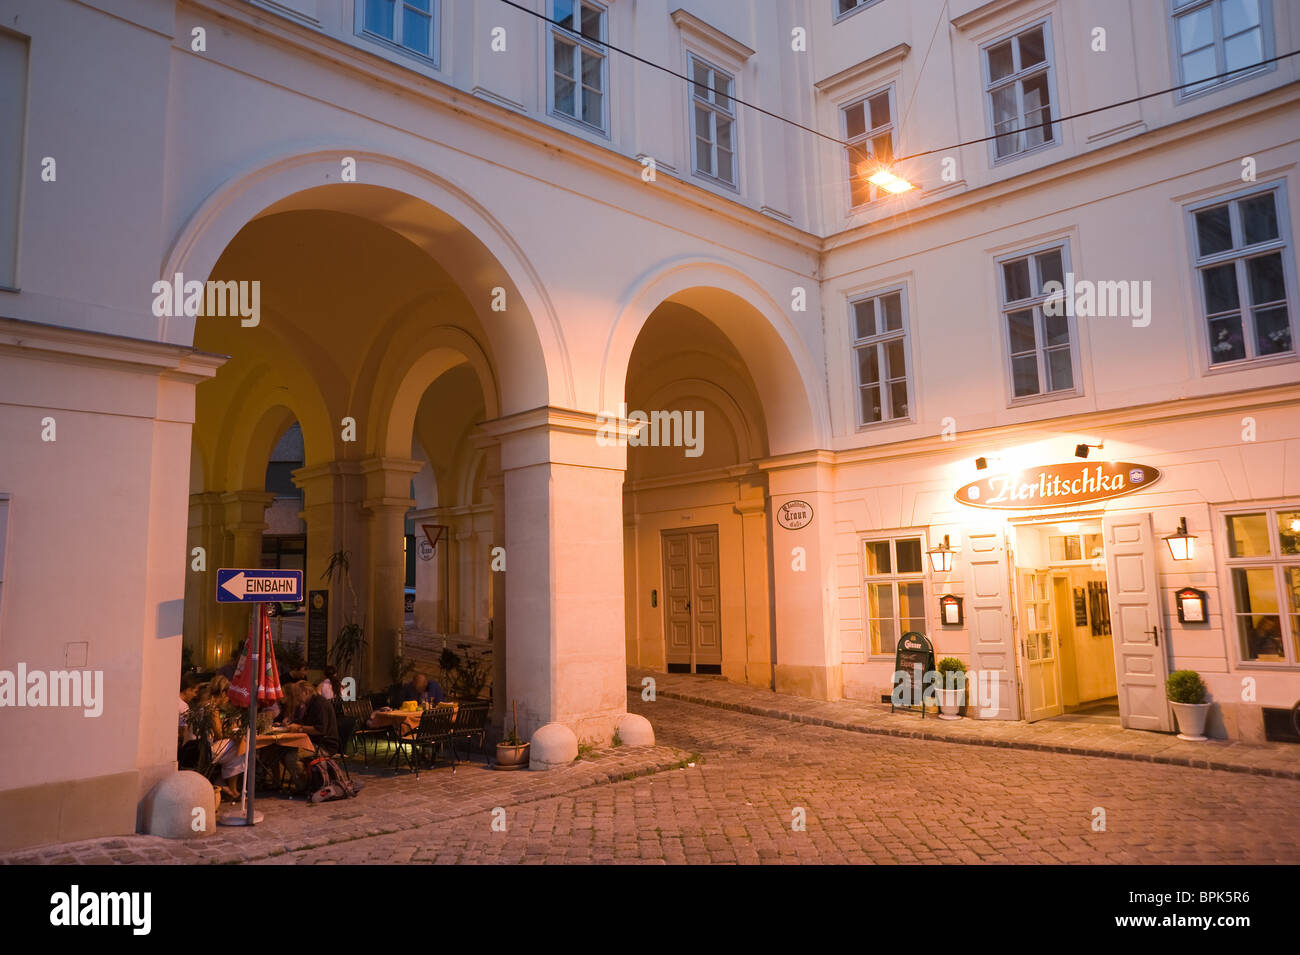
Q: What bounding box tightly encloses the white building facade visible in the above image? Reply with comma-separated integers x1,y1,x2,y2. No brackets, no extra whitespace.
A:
0,0,1297,848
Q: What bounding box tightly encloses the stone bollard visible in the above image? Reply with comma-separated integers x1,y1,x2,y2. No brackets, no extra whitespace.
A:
529,722,578,770
140,770,219,839
616,713,655,746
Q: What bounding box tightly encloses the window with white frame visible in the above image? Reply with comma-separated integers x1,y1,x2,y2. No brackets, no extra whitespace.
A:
998,244,1075,399
689,55,736,186
836,0,883,18
863,533,926,656
0,30,27,290
550,0,607,131
842,88,894,208
983,21,1055,161
1190,185,1294,365
1222,506,1300,665
851,288,911,424
358,0,438,62
1172,0,1271,96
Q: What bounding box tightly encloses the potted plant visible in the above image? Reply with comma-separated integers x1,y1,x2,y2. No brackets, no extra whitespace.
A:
935,657,968,720
1166,669,1211,740
495,700,529,770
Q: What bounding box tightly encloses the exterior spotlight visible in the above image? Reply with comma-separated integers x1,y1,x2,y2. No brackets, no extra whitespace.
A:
975,457,988,470
867,167,915,194
927,534,955,573
1163,517,1197,561
1075,442,1103,459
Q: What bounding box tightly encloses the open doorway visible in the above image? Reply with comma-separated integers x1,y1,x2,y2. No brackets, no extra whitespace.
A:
1011,519,1119,724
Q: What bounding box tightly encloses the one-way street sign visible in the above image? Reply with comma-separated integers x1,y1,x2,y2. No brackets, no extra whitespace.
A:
215,568,304,603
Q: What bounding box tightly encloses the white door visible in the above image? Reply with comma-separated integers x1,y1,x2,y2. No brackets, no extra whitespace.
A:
1016,568,1063,721
964,529,1018,719
1103,513,1172,731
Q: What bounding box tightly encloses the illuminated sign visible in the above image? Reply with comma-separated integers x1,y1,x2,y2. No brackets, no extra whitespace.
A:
955,462,1160,510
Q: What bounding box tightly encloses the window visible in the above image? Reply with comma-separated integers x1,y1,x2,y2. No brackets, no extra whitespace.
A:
998,244,1075,399
0,30,27,289
863,534,927,656
1172,0,1271,95
358,0,438,61
1189,186,1293,365
550,0,607,131
1223,506,1300,665
850,288,911,424
842,88,894,207
688,56,736,186
983,22,1055,161
836,0,883,18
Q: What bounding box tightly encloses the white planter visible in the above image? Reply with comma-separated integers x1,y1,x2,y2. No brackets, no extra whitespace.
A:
937,687,964,720
1170,701,1211,741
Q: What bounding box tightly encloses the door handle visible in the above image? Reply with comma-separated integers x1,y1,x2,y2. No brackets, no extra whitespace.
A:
685,600,691,612
1147,626,1158,646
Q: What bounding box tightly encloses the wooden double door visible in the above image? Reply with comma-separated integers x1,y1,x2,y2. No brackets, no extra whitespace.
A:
662,526,722,674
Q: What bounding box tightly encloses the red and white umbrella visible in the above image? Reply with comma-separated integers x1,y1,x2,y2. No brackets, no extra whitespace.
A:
228,604,284,707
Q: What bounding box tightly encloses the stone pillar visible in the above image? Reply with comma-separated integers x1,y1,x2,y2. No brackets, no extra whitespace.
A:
185,491,225,669
217,490,274,667
733,490,773,689
361,457,421,692
478,442,507,730
478,408,627,746
760,453,843,701
293,461,366,676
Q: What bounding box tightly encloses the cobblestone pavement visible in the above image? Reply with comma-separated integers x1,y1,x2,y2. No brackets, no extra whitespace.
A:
628,669,1300,779
8,692,1299,864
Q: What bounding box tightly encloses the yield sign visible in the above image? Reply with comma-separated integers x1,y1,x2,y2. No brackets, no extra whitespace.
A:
216,568,303,603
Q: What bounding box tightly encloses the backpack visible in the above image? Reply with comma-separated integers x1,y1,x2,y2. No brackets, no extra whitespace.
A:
306,755,361,803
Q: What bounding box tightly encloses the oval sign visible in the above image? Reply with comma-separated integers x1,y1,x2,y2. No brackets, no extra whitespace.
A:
955,461,1160,510
777,500,814,530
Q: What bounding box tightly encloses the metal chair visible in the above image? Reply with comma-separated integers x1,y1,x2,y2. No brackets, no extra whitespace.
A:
390,707,457,778
341,699,390,765
449,700,491,763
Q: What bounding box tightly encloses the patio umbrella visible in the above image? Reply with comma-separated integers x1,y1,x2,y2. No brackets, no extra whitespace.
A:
220,603,284,826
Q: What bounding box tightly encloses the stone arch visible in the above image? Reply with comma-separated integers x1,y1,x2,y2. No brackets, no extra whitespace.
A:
601,257,830,454
162,146,566,412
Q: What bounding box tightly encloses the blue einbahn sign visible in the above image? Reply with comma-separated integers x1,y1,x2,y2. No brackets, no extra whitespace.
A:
215,568,304,603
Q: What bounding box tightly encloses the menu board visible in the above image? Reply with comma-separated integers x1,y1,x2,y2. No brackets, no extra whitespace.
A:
892,631,935,715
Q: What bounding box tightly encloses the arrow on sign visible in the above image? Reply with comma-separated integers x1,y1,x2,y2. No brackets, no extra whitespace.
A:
221,572,248,600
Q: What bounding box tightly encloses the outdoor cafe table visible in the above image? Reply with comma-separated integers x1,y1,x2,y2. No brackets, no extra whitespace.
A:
367,703,457,735
240,731,317,755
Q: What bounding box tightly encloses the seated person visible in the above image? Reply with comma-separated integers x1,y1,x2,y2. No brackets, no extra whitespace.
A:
317,665,341,701
270,680,340,794
1249,615,1284,659
401,672,446,706
179,674,200,747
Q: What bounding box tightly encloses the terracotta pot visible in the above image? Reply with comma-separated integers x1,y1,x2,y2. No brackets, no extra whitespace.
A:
1170,701,1211,741
495,741,530,770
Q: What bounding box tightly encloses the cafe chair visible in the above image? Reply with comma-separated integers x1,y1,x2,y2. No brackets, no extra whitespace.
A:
449,700,491,763
391,707,457,778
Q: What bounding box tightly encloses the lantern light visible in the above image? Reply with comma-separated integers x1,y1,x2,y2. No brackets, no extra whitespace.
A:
1163,516,1197,561
927,534,955,573
867,167,915,194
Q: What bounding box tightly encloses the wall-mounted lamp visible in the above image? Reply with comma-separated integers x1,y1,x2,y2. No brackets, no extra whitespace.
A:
1163,517,1197,561
1075,442,1104,459
867,166,915,194
927,534,955,573
975,455,1003,471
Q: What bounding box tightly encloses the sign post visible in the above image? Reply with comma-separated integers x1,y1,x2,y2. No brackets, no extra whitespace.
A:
216,569,298,827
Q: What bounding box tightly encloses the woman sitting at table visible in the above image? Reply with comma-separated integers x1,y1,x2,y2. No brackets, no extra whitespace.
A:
196,675,248,800
281,680,340,756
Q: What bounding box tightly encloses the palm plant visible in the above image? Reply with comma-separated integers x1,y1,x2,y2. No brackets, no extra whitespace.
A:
322,550,367,688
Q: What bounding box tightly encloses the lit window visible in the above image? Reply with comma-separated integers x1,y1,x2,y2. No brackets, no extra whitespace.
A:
1223,507,1300,664
359,0,438,62
983,22,1055,161
997,244,1076,400
688,56,736,186
842,88,894,208
850,289,911,425
1189,186,1294,365
864,534,926,656
1172,0,1271,95
550,0,607,131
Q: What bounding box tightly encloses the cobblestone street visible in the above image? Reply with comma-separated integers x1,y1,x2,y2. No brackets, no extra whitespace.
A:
7,691,1299,865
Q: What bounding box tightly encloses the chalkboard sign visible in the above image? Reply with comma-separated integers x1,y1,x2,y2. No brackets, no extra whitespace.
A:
891,630,935,716
306,589,329,669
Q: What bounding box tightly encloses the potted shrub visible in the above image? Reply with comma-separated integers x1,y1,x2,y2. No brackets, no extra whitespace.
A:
495,700,529,770
935,657,968,720
1167,669,1211,741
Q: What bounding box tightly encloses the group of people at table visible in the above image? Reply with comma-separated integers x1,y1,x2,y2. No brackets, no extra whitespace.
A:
178,664,448,800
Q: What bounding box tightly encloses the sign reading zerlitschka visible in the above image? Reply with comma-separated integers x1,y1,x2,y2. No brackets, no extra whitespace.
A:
955,461,1160,509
